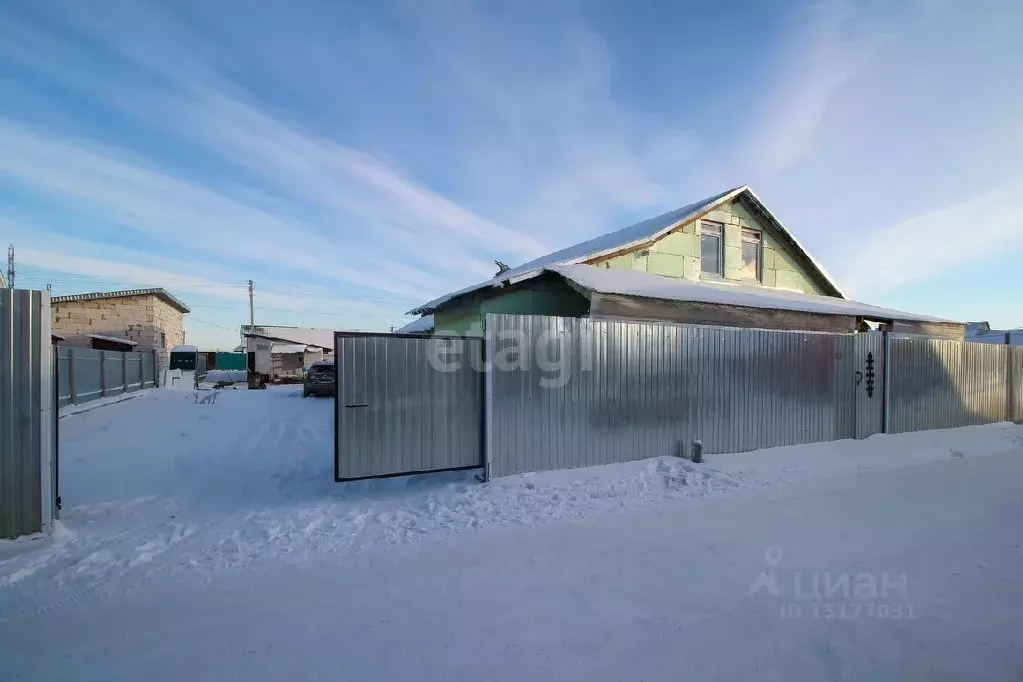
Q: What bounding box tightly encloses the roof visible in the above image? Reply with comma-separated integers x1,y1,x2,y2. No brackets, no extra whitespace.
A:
170,344,198,353
550,263,952,324
51,288,190,313
86,333,138,347
396,314,435,334
241,325,335,350
966,324,1023,345
270,343,309,354
409,186,845,314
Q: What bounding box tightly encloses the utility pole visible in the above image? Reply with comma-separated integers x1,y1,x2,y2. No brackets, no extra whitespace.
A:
6,245,14,289
248,279,255,327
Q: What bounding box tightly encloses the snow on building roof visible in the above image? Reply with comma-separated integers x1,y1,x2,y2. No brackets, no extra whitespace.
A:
269,343,308,354
408,186,845,315
549,263,952,324
241,325,335,350
396,314,435,334
51,287,190,313
86,333,138,347
966,324,1023,345
170,344,198,353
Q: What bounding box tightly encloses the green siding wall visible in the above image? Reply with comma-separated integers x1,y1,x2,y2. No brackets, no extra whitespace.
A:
589,198,828,295
433,279,589,337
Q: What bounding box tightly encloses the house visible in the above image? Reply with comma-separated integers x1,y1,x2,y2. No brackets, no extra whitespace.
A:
966,322,1023,345
51,288,190,373
240,325,335,381
404,186,964,339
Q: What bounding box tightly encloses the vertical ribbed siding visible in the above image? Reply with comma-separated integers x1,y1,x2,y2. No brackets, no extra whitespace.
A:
0,289,45,538
888,337,1010,434
1011,347,1023,422
335,335,483,480
487,314,857,478
853,334,884,439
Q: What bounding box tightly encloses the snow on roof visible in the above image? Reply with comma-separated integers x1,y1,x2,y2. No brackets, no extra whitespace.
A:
270,343,308,354
241,325,335,349
408,186,845,315
396,314,435,334
87,333,137,346
549,263,953,324
967,327,1023,345
52,287,190,313
170,344,198,353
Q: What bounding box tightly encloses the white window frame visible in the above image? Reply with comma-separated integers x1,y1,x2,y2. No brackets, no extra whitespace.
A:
700,221,724,277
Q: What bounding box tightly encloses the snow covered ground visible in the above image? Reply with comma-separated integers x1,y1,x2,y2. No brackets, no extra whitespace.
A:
3,386,1023,680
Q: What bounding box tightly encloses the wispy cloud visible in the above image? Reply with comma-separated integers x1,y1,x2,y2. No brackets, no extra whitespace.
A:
740,0,888,178
833,177,1023,296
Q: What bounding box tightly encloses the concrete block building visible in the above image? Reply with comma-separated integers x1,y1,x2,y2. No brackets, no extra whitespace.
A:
51,288,190,373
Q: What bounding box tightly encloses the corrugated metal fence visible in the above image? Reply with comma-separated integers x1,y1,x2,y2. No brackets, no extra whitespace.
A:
56,347,158,407
1,289,55,539
333,316,1023,483
887,337,1012,433
485,315,860,478
335,333,482,481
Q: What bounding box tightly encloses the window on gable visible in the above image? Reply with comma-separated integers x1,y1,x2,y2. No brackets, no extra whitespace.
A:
741,228,762,281
700,222,723,276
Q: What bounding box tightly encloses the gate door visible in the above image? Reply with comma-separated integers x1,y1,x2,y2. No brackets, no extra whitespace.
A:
853,333,885,439
335,333,483,481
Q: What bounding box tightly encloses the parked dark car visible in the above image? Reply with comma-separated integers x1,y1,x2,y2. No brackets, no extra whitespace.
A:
303,360,335,397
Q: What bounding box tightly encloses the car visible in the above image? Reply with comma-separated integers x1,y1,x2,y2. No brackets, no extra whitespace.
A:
302,360,335,397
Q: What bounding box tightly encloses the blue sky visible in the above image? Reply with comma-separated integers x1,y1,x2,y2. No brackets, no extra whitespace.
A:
0,0,1020,348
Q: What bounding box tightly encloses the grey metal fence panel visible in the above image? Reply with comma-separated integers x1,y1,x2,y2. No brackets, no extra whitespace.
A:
102,350,124,396
888,337,1009,434
335,334,483,480
58,347,156,406
125,352,143,391
71,348,104,403
0,289,52,538
142,353,156,388
57,346,72,408
487,314,856,478
1011,347,1023,422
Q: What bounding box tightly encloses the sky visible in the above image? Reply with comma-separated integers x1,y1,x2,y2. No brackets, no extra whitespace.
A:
0,0,1020,349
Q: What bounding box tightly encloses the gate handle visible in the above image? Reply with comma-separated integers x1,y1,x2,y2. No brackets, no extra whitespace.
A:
854,371,863,386
344,403,369,408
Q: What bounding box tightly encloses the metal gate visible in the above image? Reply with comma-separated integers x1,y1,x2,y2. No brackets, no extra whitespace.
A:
1,289,56,538
853,333,885,439
334,333,483,481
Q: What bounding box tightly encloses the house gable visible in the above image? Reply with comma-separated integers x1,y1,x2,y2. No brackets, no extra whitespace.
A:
587,196,832,296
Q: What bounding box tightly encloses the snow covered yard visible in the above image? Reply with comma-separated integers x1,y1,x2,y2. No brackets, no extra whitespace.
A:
2,385,1023,680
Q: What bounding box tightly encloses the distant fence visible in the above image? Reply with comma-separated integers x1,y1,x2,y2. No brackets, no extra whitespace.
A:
333,315,1023,483
56,347,158,408
0,289,55,539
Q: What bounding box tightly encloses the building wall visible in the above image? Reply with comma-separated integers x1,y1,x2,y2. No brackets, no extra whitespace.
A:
434,278,590,336
51,294,185,374
590,198,829,296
